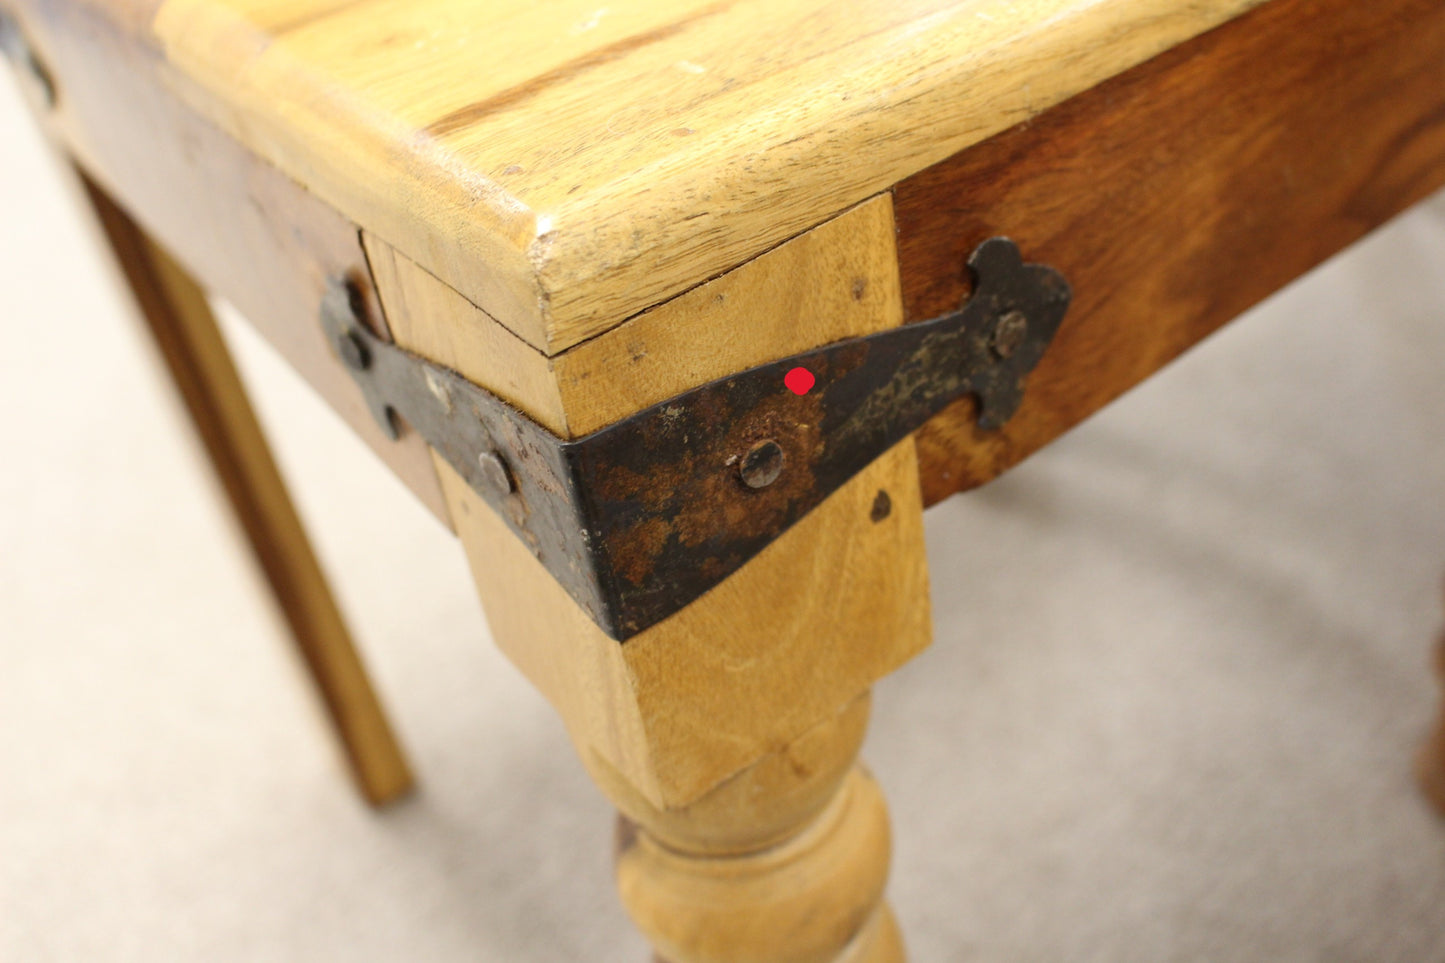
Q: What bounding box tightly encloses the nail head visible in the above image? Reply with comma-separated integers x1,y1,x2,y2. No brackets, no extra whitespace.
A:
739,440,785,490
991,310,1029,359
478,450,515,495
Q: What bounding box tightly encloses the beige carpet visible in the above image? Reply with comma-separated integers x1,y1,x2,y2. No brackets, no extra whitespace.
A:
4,71,1445,961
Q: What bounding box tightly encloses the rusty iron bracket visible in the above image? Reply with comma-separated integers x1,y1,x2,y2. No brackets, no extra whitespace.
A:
324,237,1070,641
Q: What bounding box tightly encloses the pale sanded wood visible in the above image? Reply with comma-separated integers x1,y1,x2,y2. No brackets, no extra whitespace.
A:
363,235,570,435
842,908,906,963
381,197,931,806
436,440,926,807
32,0,1268,353
652,909,905,962
617,766,895,963
416,195,927,960
364,193,903,438
609,696,901,962
80,173,413,806
587,693,872,858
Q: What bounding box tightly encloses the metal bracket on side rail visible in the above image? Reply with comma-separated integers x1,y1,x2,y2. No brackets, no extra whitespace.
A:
323,238,1071,641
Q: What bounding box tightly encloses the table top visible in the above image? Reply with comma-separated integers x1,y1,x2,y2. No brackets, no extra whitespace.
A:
140,0,1266,353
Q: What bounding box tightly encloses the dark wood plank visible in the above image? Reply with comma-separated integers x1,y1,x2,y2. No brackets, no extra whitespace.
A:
896,0,1445,505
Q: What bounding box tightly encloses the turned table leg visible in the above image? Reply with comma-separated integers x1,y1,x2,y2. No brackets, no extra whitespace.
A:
363,192,932,956
604,693,903,963
78,172,413,806
438,426,928,959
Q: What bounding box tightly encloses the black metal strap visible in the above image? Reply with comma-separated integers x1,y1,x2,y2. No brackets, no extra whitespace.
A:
325,237,1070,640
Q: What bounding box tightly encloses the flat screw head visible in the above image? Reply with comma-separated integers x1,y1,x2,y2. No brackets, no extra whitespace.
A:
991,310,1029,359
477,450,515,495
336,329,370,371
739,439,785,490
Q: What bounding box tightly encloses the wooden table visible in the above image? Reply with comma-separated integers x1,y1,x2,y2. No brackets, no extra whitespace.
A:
5,0,1445,958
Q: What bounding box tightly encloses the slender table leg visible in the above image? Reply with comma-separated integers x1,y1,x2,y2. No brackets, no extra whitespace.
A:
1418,592,1445,814
77,172,413,806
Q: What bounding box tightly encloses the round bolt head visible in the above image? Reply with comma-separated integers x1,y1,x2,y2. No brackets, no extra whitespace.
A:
991,310,1029,359
477,450,515,495
739,439,785,490
336,330,370,371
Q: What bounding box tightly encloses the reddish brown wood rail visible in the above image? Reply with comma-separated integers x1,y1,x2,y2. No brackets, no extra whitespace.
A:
898,0,1445,505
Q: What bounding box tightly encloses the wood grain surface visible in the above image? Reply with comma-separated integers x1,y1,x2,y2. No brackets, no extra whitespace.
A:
81,173,413,806
616,765,900,963
6,0,450,520
366,195,905,437
411,199,932,809
896,0,1445,505
17,0,1267,353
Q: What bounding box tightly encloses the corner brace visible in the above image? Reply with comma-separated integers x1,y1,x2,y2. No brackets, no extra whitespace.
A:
325,238,1071,641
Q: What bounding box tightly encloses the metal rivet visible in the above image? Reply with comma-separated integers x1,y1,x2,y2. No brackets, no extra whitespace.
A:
477,450,515,495
870,489,892,522
739,439,785,490
336,330,370,371
991,310,1029,359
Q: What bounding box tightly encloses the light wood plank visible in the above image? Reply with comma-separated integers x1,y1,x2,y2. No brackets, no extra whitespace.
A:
365,193,903,437
55,0,1272,353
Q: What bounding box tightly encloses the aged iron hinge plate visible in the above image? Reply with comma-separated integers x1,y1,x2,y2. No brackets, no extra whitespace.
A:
324,238,1070,641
